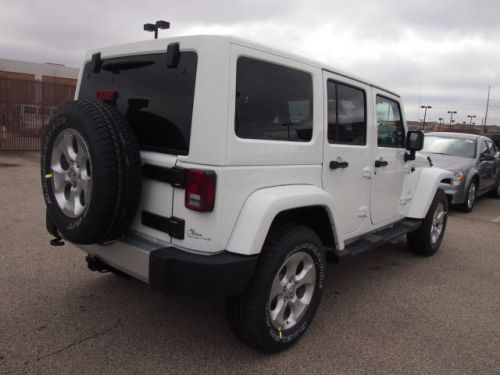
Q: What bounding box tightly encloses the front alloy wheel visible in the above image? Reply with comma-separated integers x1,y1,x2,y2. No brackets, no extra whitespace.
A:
464,182,476,212
430,202,446,247
407,189,448,256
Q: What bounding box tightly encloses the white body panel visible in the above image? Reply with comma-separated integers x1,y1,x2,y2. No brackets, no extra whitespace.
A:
370,89,408,225
172,164,323,253
321,71,373,238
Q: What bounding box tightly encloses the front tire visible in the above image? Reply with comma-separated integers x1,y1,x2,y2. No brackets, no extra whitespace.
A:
461,181,477,212
225,224,326,353
407,189,448,256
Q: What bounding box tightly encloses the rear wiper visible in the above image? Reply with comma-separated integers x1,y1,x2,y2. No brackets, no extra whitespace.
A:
102,60,154,72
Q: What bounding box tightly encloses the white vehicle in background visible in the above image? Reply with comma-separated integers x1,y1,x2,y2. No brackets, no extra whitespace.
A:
41,35,452,352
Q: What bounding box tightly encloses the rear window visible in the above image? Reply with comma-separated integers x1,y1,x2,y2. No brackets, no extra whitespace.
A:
79,52,197,155
235,57,313,142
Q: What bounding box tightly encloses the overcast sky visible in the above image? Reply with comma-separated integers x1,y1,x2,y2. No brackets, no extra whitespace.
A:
1,0,499,124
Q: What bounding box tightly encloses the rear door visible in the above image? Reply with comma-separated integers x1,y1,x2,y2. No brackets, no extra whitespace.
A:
77,51,198,242
322,71,372,237
370,92,407,225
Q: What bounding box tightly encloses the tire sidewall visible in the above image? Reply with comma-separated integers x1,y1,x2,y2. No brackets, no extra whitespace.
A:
464,182,476,212
260,238,326,349
426,190,448,251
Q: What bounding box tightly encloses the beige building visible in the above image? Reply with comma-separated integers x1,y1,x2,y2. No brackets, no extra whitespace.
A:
0,58,79,84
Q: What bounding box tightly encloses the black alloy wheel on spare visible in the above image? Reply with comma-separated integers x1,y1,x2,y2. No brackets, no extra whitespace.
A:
41,100,142,244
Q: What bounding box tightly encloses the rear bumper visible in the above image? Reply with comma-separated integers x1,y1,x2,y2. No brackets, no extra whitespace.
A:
75,236,258,297
149,247,258,297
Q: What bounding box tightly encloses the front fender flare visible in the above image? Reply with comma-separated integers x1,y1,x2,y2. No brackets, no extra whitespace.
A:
226,185,342,255
407,167,452,219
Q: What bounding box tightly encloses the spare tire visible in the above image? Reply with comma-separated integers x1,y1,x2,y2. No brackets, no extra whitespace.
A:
41,100,142,244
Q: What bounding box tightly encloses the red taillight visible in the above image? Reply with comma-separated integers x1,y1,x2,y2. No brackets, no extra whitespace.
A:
184,169,216,212
96,90,118,101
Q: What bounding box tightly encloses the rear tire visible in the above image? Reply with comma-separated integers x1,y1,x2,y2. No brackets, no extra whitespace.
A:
225,224,325,353
407,189,448,256
488,180,500,198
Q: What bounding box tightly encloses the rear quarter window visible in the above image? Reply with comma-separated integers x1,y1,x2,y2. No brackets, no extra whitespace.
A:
235,57,313,142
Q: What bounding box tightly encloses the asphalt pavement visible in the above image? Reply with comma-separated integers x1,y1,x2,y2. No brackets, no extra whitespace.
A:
1,152,499,374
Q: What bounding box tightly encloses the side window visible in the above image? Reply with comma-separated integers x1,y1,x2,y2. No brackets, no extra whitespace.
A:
376,96,405,148
486,140,496,156
235,57,313,142
327,80,366,145
479,140,489,156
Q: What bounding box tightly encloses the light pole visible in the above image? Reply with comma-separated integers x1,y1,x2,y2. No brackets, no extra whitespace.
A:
144,20,170,39
467,115,476,129
439,117,444,125
421,105,431,130
447,110,457,127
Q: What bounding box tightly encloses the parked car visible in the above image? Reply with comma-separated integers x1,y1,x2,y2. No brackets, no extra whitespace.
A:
420,132,500,211
41,35,452,352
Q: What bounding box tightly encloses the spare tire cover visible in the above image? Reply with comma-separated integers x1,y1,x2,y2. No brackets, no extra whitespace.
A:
41,100,142,244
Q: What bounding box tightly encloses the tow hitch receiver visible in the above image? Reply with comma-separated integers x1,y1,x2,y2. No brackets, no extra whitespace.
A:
85,255,110,273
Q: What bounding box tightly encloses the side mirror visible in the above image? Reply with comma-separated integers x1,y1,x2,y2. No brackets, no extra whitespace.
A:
406,131,424,151
405,131,424,161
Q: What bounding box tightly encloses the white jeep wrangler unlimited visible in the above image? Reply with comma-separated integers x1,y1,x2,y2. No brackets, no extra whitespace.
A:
41,35,452,352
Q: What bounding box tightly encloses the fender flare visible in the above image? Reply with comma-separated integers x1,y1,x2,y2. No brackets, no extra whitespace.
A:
406,167,452,219
226,185,343,255
464,168,479,190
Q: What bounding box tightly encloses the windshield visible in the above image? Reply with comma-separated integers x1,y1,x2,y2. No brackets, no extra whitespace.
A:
422,136,476,158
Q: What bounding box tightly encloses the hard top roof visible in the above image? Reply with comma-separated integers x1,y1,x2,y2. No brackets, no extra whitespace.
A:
89,34,399,98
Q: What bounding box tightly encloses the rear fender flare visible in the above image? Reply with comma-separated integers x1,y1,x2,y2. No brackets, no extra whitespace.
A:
226,185,342,255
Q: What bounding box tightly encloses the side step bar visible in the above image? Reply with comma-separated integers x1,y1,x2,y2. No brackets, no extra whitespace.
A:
334,218,422,259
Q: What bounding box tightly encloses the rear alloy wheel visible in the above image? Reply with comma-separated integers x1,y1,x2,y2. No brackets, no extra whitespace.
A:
268,251,317,331
225,225,325,353
461,182,477,212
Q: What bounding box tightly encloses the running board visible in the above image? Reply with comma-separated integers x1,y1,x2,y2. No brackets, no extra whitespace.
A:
335,219,422,259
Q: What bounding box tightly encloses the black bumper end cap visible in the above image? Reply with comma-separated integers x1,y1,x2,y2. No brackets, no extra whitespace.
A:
149,247,258,297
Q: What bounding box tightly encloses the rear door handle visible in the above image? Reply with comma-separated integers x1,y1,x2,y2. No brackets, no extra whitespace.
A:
330,160,349,169
375,160,388,168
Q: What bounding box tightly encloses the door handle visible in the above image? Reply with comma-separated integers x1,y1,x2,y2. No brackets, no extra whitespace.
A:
330,160,349,169
375,160,388,168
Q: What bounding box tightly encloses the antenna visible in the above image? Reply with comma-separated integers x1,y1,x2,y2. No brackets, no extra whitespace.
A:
144,20,170,39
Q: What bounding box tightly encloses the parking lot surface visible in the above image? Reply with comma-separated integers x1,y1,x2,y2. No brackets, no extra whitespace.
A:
1,152,499,374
